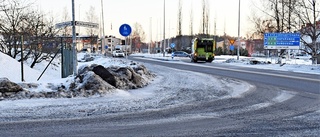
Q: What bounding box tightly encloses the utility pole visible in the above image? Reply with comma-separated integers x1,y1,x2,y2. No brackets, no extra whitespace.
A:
101,0,106,55
78,4,81,35
163,0,166,57
237,0,241,60
21,36,24,82
214,16,217,51
149,17,152,54
71,0,77,76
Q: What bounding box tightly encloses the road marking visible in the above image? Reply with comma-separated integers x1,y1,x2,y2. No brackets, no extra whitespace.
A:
133,57,320,83
186,62,320,82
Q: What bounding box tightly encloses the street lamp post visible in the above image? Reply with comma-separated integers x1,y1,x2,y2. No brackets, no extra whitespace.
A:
163,0,166,57
101,0,106,55
237,0,241,60
149,17,152,54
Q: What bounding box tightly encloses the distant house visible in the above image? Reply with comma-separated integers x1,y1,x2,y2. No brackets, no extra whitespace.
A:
55,35,99,53
76,35,98,52
245,39,265,57
216,41,224,49
103,35,122,53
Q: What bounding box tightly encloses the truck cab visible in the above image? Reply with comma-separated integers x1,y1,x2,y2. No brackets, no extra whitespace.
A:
191,38,216,62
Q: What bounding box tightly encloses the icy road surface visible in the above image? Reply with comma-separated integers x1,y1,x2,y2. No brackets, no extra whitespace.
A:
0,62,319,136
0,64,251,122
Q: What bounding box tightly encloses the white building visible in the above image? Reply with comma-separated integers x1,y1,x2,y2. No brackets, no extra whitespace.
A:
103,36,122,53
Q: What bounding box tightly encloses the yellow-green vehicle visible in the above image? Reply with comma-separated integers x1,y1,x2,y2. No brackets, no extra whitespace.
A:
191,38,216,62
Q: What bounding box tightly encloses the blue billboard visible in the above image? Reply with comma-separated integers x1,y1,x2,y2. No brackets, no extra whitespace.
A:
264,33,300,49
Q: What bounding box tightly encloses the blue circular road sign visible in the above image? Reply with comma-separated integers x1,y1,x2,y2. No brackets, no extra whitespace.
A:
119,24,132,37
230,45,234,51
170,43,175,48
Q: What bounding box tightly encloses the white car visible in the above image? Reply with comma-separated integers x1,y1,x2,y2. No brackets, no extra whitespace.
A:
78,53,94,62
112,50,125,57
294,54,312,60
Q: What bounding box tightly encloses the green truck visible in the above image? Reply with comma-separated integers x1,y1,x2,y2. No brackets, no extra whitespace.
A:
191,38,216,62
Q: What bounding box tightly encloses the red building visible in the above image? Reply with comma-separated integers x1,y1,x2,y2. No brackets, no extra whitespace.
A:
245,39,265,57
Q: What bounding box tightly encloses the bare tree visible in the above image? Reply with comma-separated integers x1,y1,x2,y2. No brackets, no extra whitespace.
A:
205,1,210,35
189,2,194,36
251,0,299,33
85,6,99,51
0,0,5,8
285,0,299,31
200,0,209,35
296,0,320,64
60,6,71,36
253,0,283,33
21,9,59,68
0,0,30,59
248,13,277,39
176,0,182,50
0,0,60,68
177,0,182,36
131,22,145,52
250,0,301,59
85,6,99,35
252,0,319,64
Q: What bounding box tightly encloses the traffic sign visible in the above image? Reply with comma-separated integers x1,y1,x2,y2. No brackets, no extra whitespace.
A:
170,43,175,48
230,45,234,51
264,33,300,49
55,21,72,28
55,21,99,29
75,21,99,28
119,24,132,37
229,39,235,45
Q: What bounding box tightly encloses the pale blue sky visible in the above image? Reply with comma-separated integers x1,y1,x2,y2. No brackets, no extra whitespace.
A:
35,0,253,41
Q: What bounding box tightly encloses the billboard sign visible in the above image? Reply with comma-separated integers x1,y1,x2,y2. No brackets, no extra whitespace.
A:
264,33,300,49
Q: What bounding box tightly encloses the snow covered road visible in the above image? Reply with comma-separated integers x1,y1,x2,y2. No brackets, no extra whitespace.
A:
0,60,319,136
0,63,252,122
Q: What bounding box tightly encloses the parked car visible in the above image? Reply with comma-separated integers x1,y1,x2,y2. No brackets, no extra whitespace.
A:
294,54,312,60
172,51,190,57
80,48,91,53
78,53,94,62
112,50,125,57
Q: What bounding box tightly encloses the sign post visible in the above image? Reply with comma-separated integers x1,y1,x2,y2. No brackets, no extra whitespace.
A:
55,19,99,77
170,43,175,59
119,24,132,65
